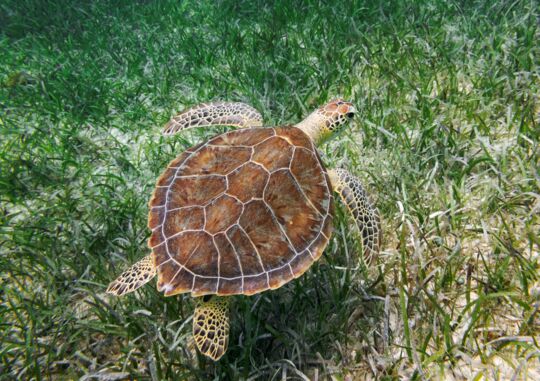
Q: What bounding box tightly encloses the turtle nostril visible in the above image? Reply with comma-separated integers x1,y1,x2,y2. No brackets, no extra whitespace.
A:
346,112,355,118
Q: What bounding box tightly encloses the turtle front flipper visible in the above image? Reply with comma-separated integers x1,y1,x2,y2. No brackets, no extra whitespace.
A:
193,296,230,361
163,102,263,135
106,255,156,296
328,168,382,264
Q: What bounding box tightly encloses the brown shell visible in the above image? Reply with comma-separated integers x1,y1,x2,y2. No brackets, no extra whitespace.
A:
149,126,334,297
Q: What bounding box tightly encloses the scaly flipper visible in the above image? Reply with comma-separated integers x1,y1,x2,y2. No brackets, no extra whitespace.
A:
193,296,230,361
106,255,156,296
163,102,263,135
328,168,381,264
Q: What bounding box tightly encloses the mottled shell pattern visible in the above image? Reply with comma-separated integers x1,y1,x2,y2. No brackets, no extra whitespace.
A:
148,126,334,297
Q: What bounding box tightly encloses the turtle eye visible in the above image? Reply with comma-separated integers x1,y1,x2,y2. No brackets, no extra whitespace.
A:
346,112,355,118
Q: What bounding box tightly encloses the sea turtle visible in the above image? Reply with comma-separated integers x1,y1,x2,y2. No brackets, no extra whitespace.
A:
107,100,381,360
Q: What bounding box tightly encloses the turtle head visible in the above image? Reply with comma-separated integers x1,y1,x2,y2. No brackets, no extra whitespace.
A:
295,99,356,144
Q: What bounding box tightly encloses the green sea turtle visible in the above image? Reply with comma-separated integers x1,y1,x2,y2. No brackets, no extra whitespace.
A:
107,100,382,360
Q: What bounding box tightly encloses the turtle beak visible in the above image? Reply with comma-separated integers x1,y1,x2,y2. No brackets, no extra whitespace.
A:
346,105,356,119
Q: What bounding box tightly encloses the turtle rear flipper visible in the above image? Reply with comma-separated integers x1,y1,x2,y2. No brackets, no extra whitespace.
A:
106,255,156,296
163,102,263,135
193,296,230,361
